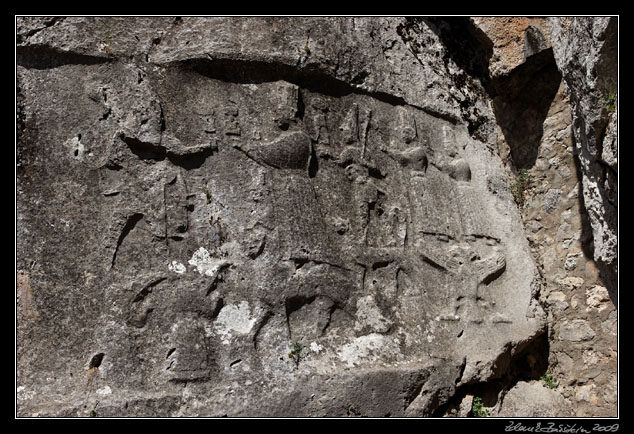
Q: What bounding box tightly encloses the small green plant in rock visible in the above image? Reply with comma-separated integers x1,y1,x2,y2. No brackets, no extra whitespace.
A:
89,409,97,417
510,168,534,207
346,403,360,416
540,372,558,389
102,32,114,55
288,341,305,367
304,44,311,55
603,92,617,113
472,396,491,418
202,186,212,204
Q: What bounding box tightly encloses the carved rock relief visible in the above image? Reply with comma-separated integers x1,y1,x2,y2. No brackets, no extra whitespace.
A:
87,63,516,384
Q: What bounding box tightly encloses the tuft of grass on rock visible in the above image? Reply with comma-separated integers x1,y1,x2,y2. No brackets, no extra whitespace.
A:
540,372,558,389
510,168,534,207
472,396,491,417
288,341,305,367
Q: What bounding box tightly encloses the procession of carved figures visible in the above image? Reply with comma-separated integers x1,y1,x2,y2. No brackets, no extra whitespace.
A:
93,74,509,381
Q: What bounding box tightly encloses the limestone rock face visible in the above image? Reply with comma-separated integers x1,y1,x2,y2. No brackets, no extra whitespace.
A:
496,381,573,417
470,16,617,418
17,16,548,417
549,17,618,293
471,17,552,79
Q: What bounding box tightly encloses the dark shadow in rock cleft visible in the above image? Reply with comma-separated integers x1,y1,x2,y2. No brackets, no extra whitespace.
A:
491,50,562,170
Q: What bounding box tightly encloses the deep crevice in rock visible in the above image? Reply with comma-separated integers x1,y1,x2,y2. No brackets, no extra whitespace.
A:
17,45,113,70
491,50,562,170
436,330,551,417
173,56,458,124
181,57,409,107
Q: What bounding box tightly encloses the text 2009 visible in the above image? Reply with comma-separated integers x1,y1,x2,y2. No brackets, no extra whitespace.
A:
593,425,619,432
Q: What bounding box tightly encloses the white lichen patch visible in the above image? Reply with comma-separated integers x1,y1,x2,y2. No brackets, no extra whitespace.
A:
96,385,112,396
214,301,258,344
338,333,400,368
354,295,392,333
188,247,228,277
17,385,35,401
168,261,186,274
310,342,323,353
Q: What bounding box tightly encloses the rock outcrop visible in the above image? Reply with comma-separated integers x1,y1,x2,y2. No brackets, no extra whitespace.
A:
16,16,616,418
549,17,618,295
470,16,618,417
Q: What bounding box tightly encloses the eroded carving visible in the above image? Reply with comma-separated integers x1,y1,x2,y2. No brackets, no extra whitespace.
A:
87,68,519,391
165,315,215,382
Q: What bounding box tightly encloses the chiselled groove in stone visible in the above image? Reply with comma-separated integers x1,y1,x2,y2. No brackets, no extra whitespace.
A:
169,374,211,384
289,257,352,272
421,254,449,272
252,310,273,350
470,233,501,243
16,45,113,70
166,348,176,359
205,264,230,296
308,143,319,178
132,276,168,303
420,231,456,240
208,296,224,319
111,213,144,269
232,145,268,168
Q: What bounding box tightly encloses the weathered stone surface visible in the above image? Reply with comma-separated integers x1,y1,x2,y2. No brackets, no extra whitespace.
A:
16,15,616,418
495,381,572,417
558,319,596,342
479,18,617,419
586,285,611,312
549,17,618,294
471,17,552,79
